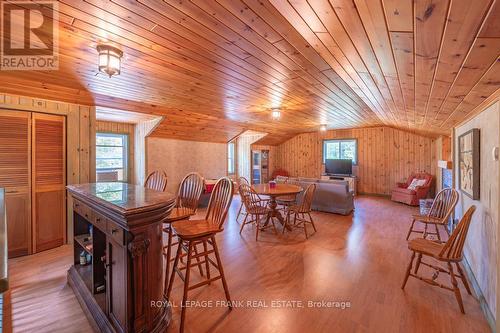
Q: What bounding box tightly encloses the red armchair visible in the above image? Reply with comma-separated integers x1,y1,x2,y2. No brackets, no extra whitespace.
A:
391,173,433,206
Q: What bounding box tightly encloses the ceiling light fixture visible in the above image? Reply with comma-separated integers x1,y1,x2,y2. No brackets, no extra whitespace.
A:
97,44,123,78
320,124,327,131
271,109,281,120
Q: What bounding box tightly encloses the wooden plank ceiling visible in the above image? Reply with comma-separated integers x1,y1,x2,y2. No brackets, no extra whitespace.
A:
0,0,498,144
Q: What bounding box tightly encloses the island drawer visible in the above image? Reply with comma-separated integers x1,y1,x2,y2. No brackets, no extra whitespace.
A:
92,212,108,233
73,199,91,221
107,221,124,245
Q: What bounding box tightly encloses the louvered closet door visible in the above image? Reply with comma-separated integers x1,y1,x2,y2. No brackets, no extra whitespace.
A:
32,113,66,252
0,111,31,257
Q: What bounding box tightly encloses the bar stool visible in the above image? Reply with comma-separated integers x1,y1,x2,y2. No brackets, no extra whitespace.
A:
167,177,234,333
163,172,204,295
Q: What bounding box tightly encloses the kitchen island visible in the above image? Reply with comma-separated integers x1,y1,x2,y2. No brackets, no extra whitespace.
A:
67,183,175,333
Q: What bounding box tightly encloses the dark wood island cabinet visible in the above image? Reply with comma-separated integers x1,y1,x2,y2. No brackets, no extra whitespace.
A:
66,183,176,333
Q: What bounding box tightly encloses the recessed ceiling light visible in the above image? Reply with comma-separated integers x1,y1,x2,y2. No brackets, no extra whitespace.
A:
271,110,281,120
320,124,327,131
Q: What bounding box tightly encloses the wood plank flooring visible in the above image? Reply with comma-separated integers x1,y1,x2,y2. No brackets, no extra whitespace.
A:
6,196,491,333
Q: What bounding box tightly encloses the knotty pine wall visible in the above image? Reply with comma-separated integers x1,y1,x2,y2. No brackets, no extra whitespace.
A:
275,126,437,196
96,120,136,184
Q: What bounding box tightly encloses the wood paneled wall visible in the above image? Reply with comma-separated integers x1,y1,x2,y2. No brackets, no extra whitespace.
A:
275,126,437,195
96,120,136,184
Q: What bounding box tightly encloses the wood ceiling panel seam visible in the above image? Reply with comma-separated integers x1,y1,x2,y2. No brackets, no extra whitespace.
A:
439,57,499,127
328,0,400,124
429,0,498,122
363,0,410,127
110,0,316,95
305,0,395,124
240,0,383,122
56,2,306,107
413,0,450,124
137,0,372,123
264,0,388,123
421,0,493,127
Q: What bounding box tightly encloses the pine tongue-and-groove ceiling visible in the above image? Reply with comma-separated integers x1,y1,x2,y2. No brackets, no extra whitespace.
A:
0,0,499,145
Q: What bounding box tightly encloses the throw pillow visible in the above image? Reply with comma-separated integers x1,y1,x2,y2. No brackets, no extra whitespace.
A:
408,179,427,190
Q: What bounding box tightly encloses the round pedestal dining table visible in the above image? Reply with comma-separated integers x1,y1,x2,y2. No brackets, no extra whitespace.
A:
251,183,302,230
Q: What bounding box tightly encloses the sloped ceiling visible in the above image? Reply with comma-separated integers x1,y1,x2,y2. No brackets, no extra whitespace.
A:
0,0,498,145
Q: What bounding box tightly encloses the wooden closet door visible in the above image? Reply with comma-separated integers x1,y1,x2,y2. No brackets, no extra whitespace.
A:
32,113,66,252
0,110,31,257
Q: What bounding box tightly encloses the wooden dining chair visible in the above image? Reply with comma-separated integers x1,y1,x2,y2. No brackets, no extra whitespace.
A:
236,176,250,220
163,172,205,294
401,205,476,314
144,170,168,192
406,188,459,241
238,184,276,240
284,183,317,238
167,177,234,333
276,178,300,212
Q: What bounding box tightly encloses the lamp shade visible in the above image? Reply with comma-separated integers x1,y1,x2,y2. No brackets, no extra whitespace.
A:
97,45,123,77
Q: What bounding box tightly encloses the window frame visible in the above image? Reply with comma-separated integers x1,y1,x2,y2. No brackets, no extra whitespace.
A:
227,141,235,175
96,132,129,182
322,138,358,165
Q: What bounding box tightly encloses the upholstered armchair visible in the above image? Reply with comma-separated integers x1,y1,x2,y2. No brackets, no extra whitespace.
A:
391,172,433,206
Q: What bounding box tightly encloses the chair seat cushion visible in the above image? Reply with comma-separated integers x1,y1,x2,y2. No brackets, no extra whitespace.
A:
171,219,220,239
408,238,444,258
392,187,416,195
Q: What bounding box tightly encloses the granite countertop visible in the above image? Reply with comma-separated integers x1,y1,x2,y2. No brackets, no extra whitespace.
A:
67,182,176,216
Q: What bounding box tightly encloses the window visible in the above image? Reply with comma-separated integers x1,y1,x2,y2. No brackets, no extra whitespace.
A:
323,139,357,164
96,133,128,182
228,142,235,175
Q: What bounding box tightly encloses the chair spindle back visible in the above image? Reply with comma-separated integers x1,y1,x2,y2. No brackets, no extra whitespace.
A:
238,177,250,186
177,172,205,212
238,184,262,211
145,170,168,192
280,178,300,201
205,177,234,229
439,205,476,261
427,188,459,222
297,183,315,213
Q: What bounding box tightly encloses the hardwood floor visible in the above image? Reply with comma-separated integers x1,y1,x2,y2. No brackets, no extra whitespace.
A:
6,196,490,333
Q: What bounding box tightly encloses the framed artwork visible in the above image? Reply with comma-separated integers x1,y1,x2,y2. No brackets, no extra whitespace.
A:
458,128,480,200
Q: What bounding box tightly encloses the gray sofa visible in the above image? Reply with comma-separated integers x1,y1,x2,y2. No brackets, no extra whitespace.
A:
277,176,354,215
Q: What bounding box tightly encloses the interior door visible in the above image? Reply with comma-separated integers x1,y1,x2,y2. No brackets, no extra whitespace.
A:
32,113,66,252
0,111,31,257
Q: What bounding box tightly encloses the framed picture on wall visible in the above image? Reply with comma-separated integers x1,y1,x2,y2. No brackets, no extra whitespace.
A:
458,128,480,200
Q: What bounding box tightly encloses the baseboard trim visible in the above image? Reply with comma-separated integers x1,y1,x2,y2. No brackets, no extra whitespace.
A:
356,192,391,198
462,257,496,332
